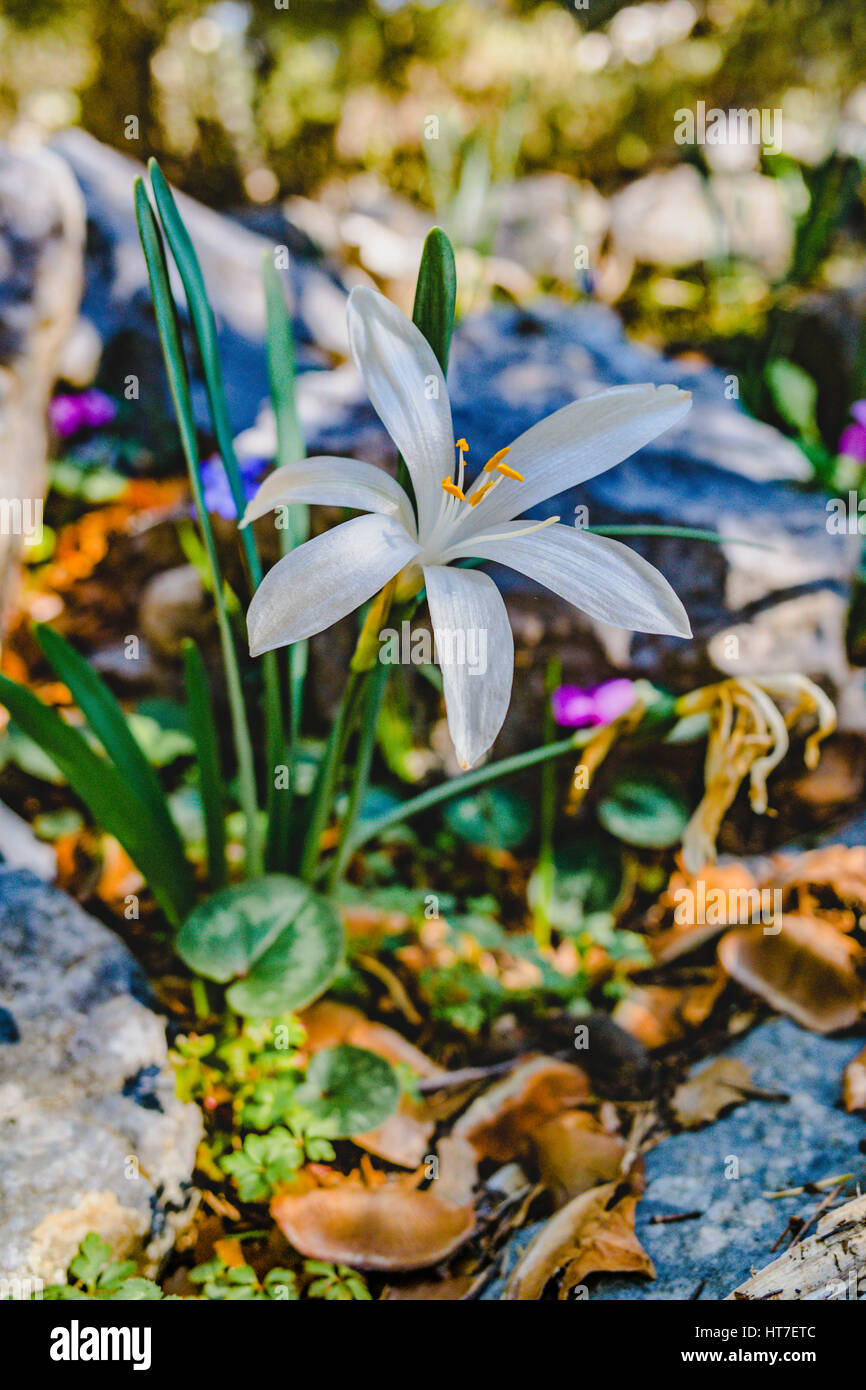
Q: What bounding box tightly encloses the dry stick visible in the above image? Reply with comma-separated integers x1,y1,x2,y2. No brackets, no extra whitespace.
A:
764,1171,854,1199
649,1210,704,1226
417,1058,520,1094
787,1181,848,1250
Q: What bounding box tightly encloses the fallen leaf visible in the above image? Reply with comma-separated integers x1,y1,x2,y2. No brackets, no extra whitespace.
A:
650,863,760,964
452,1056,591,1162
271,1184,475,1271
612,974,726,1050
671,1057,755,1129
382,1274,478,1300
718,914,863,1034
768,845,866,926
532,1112,629,1207
300,1001,445,1168
434,1135,478,1209
300,1001,446,1079
843,1045,866,1113
505,1182,654,1300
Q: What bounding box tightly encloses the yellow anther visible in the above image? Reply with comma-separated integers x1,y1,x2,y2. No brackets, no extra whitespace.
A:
495,462,524,481
441,479,466,501
483,446,512,474
468,479,497,506
455,438,469,452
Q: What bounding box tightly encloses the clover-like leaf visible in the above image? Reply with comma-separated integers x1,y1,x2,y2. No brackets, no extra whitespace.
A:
176,875,344,1018
597,769,688,849
296,1044,401,1138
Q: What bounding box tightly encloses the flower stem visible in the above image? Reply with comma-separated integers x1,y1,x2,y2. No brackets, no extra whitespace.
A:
327,657,390,890
533,657,561,948
343,726,597,858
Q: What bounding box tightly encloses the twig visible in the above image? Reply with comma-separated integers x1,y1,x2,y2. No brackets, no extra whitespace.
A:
417,1058,519,1093
649,1209,703,1226
763,1171,854,1199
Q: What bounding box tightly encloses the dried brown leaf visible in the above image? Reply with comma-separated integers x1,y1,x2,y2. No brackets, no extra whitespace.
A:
843,1044,866,1113
271,1184,475,1272
452,1056,591,1162
505,1182,654,1300
532,1111,629,1207
612,974,726,1050
671,1057,754,1129
718,914,863,1034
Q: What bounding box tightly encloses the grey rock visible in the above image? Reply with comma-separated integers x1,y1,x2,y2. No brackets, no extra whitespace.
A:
609,166,793,277
485,1018,866,1300
0,144,85,634
51,128,348,441
0,868,201,1286
138,563,211,660
0,800,56,880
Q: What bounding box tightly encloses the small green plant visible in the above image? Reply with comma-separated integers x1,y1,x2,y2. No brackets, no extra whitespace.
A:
220,1130,308,1203
188,1258,299,1301
42,1234,167,1302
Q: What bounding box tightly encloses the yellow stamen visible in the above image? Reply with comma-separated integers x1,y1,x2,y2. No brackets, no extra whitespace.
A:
455,438,469,452
441,479,466,501
468,479,497,506
495,462,524,481
482,446,512,473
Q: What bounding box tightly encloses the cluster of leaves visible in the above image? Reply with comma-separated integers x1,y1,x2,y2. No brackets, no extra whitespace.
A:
173,1013,400,1203
36,1234,371,1303
42,1235,169,1302
189,1252,369,1302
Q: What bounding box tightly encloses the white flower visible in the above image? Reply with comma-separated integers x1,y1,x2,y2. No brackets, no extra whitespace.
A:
243,287,692,768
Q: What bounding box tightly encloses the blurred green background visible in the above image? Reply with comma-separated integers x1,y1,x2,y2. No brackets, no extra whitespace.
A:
4,0,866,437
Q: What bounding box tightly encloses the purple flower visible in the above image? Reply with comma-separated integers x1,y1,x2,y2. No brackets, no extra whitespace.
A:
49,390,117,438
551,678,637,729
839,401,866,463
199,453,269,520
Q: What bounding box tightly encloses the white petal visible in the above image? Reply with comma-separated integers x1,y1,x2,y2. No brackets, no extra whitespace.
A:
456,384,691,533
423,564,514,769
347,286,454,541
241,455,415,533
247,513,419,656
447,522,691,637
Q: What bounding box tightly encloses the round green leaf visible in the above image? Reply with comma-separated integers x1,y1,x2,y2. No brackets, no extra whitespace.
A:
527,838,624,932
597,770,688,849
176,875,344,1018
298,1044,401,1137
442,786,531,850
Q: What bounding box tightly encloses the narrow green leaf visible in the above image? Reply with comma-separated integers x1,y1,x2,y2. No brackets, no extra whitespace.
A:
263,253,306,473
411,226,457,374
148,161,284,879
262,253,309,871
0,675,192,925
182,639,228,890
135,177,263,876
34,626,190,871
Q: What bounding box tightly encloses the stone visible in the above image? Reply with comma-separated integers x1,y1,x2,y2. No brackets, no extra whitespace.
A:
138,564,211,660
0,800,56,880
0,142,85,634
50,128,348,441
609,166,793,277
484,1018,866,1300
0,868,201,1286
